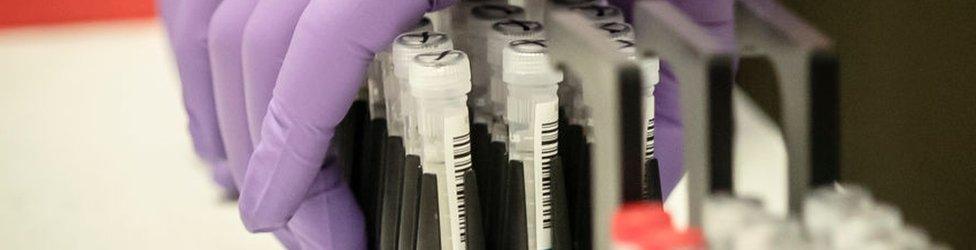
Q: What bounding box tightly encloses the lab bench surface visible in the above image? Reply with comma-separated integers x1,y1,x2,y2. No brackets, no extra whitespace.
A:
0,21,281,250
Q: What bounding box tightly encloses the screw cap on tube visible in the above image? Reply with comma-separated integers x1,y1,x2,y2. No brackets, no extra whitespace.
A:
489,20,546,67
491,19,545,37
409,50,472,98
614,39,661,91
502,39,563,86
465,3,525,38
572,4,624,24
804,185,875,244
413,17,433,32
889,226,932,249
642,228,705,250
833,203,904,249
612,202,672,242
469,4,525,30
732,217,810,249
642,58,661,88
393,31,454,78
598,22,634,40
550,0,596,8
703,195,766,248
614,39,637,59
612,202,706,250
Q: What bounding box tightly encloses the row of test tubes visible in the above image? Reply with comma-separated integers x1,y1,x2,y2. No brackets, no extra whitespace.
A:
340,0,952,249
362,1,555,249
359,1,639,249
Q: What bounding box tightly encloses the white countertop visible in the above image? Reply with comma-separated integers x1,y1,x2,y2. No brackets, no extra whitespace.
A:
0,20,281,250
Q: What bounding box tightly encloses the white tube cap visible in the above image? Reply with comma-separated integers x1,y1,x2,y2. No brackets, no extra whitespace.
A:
409,50,472,98
549,0,597,8
413,17,433,32
488,19,546,67
703,195,766,249
392,31,453,78
572,4,625,24
614,39,637,60
597,22,634,40
468,3,525,31
614,39,661,89
502,39,563,86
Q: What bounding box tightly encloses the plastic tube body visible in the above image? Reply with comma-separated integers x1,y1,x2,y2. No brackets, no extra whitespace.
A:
615,38,662,185
504,40,563,250
371,18,433,120
389,31,453,155
465,4,525,126
409,50,474,250
487,20,546,142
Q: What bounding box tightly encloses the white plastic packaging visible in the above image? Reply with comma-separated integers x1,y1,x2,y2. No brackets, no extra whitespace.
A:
803,184,937,249
731,216,809,250
702,195,766,250
803,185,875,247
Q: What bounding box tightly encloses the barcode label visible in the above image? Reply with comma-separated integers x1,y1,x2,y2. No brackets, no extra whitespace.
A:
645,118,655,160
644,95,656,161
443,113,472,249
642,94,657,200
534,100,558,249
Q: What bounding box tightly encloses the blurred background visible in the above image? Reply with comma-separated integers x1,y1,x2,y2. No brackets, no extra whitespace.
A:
0,0,973,249
739,1,976,247
0,0,281,249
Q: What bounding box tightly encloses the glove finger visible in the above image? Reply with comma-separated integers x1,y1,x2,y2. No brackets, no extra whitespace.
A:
658,0,736,194
669,0,735,26
208,0,259,188
272,226,301,250
163,0,239,194
168,0,227,165
237,0,313,235
288,162,366,250
239,0,434,233
654,66,685,198
156,0,180,37
209,1,305,247
241,0,314,146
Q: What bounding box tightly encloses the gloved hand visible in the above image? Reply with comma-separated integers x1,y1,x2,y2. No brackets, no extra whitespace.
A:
158,0,455,248
157,0,236,196
607,0,737,197
160,0,727,247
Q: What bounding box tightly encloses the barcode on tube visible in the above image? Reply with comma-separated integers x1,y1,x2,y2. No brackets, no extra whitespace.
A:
540,120,558,229
645,118,655,160
453,131,472,244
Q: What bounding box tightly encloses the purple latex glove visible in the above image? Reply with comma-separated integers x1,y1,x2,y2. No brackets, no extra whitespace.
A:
241,0,452,234
161,0,455,248
607,0,736,197
160,0,300,247
157,0,236,195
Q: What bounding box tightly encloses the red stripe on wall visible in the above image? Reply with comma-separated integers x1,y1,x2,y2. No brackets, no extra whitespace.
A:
0,0,156,28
